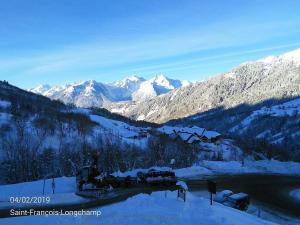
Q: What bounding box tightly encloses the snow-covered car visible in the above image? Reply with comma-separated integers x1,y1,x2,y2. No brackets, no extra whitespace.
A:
214,190,234,203
214,190,250,211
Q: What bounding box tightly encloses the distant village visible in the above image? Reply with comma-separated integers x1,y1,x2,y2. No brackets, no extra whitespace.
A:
157,126,221,144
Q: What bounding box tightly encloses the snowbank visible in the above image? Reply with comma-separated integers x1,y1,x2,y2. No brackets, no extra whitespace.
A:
112,166,173,177
113,160,300,179
175,166,213,178
0,191,276,225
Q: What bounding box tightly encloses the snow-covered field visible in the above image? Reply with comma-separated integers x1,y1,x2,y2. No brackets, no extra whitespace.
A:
0,191,276,225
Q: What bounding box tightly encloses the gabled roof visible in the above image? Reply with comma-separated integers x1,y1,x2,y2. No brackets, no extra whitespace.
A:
157,125,221,140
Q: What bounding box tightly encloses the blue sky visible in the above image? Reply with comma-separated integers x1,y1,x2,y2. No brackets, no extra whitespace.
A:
0,0,300,89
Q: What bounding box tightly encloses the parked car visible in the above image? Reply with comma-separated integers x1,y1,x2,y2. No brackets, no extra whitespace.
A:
214,190,250,211
137,168,177,186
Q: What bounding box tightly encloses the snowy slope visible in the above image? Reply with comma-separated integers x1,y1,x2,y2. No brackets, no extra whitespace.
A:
89,113,151,147
235,98,300,129
0,99,151,151
229,98,300,144
29,84,52,95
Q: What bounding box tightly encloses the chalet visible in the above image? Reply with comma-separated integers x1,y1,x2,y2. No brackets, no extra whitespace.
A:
157,125,221,144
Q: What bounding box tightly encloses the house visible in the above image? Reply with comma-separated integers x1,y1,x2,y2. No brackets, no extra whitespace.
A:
157,125,221,144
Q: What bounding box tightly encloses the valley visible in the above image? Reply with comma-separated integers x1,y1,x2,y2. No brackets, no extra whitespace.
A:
1,49,300,225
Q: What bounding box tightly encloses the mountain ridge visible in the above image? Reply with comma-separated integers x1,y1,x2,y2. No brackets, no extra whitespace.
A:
29,75,190,107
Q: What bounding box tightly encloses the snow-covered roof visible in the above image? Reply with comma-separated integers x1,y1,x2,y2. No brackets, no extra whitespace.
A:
186,135,200,144
178,132,193,141
157,125,221,141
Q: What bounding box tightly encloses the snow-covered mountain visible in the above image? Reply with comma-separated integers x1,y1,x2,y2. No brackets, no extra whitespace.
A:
29,84,52,94
29,75,190,107
119,48,300,123
132,75,190,101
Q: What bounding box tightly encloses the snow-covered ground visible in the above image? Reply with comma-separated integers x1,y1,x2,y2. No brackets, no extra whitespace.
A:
1,160,299,203
0,191,276,225
289,189,300,202
0,177,89,210
1,160,300,224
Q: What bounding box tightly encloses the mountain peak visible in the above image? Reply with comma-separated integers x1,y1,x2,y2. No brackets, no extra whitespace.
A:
29,84,52,94
29,75,190,107
131,74,187,101
152,74,168,81
149,74,172,87
82,80,97,86
125,75,145,82
113,75,145,89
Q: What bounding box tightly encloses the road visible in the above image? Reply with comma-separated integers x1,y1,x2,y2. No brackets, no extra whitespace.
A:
186,174,300,219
